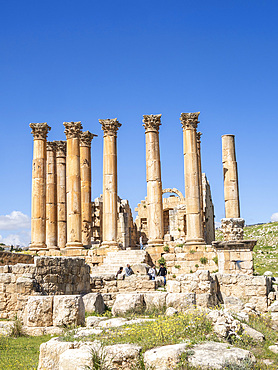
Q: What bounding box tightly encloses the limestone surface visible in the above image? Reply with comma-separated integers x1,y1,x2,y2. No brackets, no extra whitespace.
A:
24,296,53,327
144,343,188,370
111,293,145,316
53,295,85,327
82,292,105,314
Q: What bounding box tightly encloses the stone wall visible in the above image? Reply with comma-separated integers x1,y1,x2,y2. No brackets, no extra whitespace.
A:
0,251,34,266
166,271,272,313
0,257,90,319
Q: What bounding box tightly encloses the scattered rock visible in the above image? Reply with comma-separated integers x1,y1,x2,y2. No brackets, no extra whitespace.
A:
38,337,74,370
188,341,256,369
24,296,53,327
143,292,168,311
111,293,145,316
268,301,278,312
166,293,196,311
82,292,105,314
53,295,85,327
165,307,178,316
98,317,128,328
74,327,102,338
144,343,188,370
0,321,15,336
242,323,265,342
269,344,278,354
86,316,107,328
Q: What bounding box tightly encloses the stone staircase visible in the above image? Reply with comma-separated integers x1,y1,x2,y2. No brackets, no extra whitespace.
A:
91,250,150,274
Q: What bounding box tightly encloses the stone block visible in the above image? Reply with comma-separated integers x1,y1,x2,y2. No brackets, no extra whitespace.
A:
167,280,181,293
112,293,145,316
53,295,85,327
144,292,168,311
24,296,53,327
82,292,105,314
166,293,196,311
38,337,74,370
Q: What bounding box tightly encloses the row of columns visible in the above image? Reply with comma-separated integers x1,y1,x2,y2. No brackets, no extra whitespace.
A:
29,122,96,251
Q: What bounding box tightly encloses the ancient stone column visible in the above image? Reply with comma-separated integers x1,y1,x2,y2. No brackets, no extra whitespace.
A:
143,114,164,245
180,112,205,245
63,121,83,249
99,118,121,248
80,131,97,248
29,123,51,251
196,132,204,227
222,134,240,218
54,141,67,249
46,142,58,250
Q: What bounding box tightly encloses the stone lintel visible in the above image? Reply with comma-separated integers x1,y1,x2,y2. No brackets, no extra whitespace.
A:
30,123,51,140
180,112,200,130
54,141,67,157
212,240,257,251
63,121,83,139
99,118,121,137
80,131,98,147
142,114,162,133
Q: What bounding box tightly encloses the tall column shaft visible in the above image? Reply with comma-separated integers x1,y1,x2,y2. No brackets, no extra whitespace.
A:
143,114,164,245
181,112,205,245
222,135,240,218
197,132,204,236
64,121,83,249
100,119,121,248
29,123,51,251
55,141,67,249
46,142,58,249
80,131,97,247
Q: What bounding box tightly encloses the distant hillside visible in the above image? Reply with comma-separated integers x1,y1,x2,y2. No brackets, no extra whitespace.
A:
215,221,278,275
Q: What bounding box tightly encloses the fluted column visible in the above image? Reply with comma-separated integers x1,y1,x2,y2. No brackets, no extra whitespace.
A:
222,135,240,218
80,131,97,247
99,118,121,248
54,141,67,249
63,121,83,249
29,123,51,251
143,114,164,245
196,132,204,235
181,112,205,245
46,142,58,250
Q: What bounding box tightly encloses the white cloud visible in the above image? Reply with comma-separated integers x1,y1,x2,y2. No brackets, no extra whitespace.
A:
0,230,31,247
0,211,30,230
215,221,221,229
271,213,278,222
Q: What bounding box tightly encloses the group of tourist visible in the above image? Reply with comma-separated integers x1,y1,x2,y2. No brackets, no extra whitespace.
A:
116,263,167,285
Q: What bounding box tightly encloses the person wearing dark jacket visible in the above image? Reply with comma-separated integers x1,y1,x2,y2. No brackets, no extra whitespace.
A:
158,263,167,285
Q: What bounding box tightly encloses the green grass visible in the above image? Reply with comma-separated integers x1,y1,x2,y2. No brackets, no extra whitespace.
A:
216,221,278,275
0,335,51,370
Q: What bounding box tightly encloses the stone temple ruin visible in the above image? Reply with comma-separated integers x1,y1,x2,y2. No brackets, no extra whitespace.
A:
5,111,278,363
26,113,255,275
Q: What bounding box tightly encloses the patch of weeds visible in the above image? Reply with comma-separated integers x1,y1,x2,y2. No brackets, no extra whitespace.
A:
175,265,181,269
172,274,176,279
176,244,184,248
195,264,199,269
163,245,170,252
190,270,193,273
86,345,113,370
222,358,258,370
189,249,196,254
158,256,166,266
200,257,208,265
213,256,218,265
10,316,24,338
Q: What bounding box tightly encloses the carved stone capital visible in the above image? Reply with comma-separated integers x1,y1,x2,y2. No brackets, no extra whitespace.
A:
142,114,161,132
99,118,121,137
197,132,202,143
29,123,51,140
54,141,67,157
63,121,83,139
46,141,57,152
80,131,98,147
180,112,200,130
220,218,245,241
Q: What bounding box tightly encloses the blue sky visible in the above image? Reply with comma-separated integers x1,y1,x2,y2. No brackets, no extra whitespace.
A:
0,0,278,246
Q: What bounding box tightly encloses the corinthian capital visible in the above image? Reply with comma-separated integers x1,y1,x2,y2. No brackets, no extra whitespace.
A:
99,118,121,137
46,141,57,152
180,112,200,130
80,131,98,147
63,121,83,139
142,114,161,132
197,132,202,144
54,141,67,157
30,123,51,140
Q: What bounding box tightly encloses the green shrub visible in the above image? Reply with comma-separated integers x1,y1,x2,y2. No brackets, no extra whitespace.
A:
174,265,181,269
176,244,184,248
213,256,218,265
163,245,170,253
158,256,166,266
189,249,196,254
200,257,208,265
195,264,199,268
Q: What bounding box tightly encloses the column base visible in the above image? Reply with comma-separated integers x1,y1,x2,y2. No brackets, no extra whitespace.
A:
48,246,60,251
101,241,119,250
29,243,47,252
185,238,205,246
147,239,164,247
66,242,84,250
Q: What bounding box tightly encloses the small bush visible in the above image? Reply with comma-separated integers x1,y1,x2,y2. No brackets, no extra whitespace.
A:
190,270,193,273
163,245,170,252
213,256,218,265
176,244,184,248
158,256,166,266
10,316,24,338
189,249,196,254
195,264,199,268
172,274,176,279
174,265,181,269
200,257,208,265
